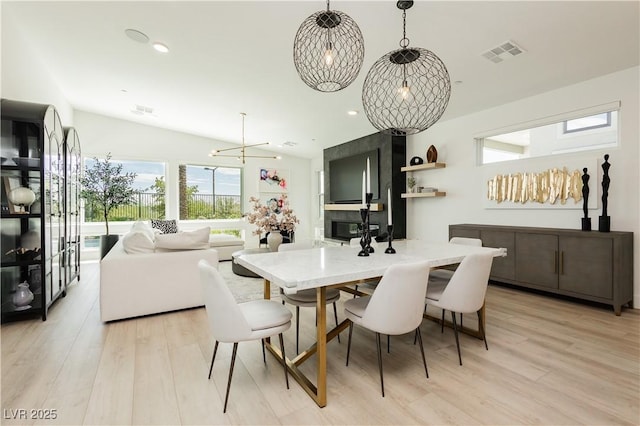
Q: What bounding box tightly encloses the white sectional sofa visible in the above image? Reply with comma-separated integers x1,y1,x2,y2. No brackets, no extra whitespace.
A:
208,234,244,260
99,222,222,321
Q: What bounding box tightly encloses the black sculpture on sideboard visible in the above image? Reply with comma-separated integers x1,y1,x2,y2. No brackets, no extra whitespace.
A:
599,154,611,232
581,168,591,231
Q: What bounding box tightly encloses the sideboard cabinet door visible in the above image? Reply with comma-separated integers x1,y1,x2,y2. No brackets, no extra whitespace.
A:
559,236,612,299
515,233,559,290
481,230,516,281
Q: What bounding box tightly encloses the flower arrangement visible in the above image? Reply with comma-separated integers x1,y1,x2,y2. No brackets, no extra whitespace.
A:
245,194,299,236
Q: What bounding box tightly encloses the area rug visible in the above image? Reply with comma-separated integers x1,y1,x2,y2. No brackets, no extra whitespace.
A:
218,260,280,303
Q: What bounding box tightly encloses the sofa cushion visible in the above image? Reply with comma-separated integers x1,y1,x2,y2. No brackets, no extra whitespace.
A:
151,219,178,234
131,221,157,241
122,231,156,254
155,227,211,250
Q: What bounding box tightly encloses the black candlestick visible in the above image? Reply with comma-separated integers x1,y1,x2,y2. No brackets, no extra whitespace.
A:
385,224,396,254
358,208,369,256
365,192,374,254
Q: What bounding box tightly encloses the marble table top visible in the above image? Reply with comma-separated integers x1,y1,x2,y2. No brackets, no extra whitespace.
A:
236,240,506,293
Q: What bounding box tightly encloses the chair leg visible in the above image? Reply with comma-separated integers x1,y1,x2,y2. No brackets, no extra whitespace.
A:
353,284,358,298
460,313,463,329
477,310,489,350
376,332,385,397
223,342,239,413
278,333,289,389
387,335,390,353
451,311,462,366
441,309,445,333
261,339,266,364
332,302,341,343
346,320,354,366
415,327,429,378
208,340,219,379
295,306,300,354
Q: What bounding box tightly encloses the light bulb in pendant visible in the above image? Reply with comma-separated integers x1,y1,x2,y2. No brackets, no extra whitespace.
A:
323,42,334,66
398,80,410,100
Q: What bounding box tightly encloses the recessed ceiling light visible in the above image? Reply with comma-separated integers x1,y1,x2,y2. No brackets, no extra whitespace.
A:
347,110,358,116
125,29,149,43
152,42,169,53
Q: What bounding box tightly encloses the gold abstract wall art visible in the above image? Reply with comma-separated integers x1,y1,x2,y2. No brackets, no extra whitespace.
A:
487,167,583,205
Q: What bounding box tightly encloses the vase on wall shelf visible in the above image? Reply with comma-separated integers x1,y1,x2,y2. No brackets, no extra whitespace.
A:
267,232,283,252
426,145,438,163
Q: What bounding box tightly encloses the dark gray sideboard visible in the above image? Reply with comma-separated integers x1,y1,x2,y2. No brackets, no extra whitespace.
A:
450,224,633,315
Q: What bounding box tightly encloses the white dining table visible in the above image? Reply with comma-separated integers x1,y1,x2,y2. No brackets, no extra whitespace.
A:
236,239,506,407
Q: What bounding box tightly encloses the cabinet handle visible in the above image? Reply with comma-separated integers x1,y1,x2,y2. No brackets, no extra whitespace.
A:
559,251,564,275
554,250,558,273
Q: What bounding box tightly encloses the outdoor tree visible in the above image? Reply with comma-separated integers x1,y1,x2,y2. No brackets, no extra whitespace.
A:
80,153,137,235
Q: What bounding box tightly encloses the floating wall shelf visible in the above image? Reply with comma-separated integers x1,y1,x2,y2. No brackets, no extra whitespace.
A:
400,162,446,172
401,192,446,198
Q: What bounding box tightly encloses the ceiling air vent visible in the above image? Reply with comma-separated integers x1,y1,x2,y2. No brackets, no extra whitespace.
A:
481,40,525,63
131,104,155,116
283,141,297,147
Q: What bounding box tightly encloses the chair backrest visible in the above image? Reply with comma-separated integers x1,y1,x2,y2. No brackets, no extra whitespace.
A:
198,260,253,342
360,261,431,335
436,252,494,313
278,240,313,251
450,237,482,247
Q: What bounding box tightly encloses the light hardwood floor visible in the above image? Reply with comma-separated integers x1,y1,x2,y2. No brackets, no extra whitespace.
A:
2,261,639,425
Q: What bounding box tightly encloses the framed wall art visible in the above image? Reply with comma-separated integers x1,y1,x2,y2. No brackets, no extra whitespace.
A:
259,168,289,193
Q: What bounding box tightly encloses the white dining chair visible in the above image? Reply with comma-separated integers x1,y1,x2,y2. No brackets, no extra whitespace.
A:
426,252,493,366
428,237,483,331
343,261,431,397
278,242,341,353
198,260,292,413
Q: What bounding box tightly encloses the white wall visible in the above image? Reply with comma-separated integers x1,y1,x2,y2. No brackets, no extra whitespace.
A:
74,111,312,248
1,11,73,124
405,66,640,308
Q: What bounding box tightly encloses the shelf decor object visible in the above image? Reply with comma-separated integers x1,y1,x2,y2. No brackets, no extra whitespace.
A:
293,0,364,92
208,113,280,165
581,167,591,231
426,145,438,163
362,1,451,135
599,154,611,232
8,186,36,213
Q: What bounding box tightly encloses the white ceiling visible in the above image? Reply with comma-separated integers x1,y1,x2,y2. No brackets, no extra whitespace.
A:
3,1,639,159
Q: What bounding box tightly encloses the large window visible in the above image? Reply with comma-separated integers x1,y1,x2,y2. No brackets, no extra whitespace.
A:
83,157,166,222
477,102,619,165
179,165,242,220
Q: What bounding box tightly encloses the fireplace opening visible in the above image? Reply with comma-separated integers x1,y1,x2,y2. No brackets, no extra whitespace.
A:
331,221,379,241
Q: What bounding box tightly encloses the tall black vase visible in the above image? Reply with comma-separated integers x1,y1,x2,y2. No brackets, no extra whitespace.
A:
100,234,120,259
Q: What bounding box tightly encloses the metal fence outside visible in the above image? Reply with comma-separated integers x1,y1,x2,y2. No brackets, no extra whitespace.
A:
84,193,242,222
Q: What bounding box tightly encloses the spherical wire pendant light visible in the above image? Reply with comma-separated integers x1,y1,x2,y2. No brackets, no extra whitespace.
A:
293,0,365,92
362,1,451,135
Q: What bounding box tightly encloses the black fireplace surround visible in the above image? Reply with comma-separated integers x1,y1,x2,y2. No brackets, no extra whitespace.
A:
324,132,406,241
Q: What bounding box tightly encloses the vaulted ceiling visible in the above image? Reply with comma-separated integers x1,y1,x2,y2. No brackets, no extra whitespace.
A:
3,1,638,159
